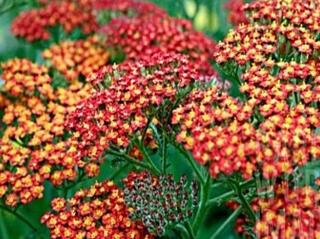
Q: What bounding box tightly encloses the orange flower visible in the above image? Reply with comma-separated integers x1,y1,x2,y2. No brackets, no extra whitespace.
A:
42,181,152,239
43,36,109,81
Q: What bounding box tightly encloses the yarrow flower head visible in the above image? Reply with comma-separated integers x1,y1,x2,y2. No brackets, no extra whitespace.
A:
12,1,97,42
172,84,320,179
103,16,217,75
172,86,259,179
41,180,153,239
67,53,201,161
123,172,198,236
0,58,98,206
1,58,53,98
204,0,320,180
42,36,109,81
244,0,320,29
0,59,94,144
0,140,44,206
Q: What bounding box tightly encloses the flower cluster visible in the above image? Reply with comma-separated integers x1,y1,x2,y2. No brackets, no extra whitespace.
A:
214,24,278,65
216,0,320,64
103,16,216,75
182,0,320,180
172,84,320,179
0,139,44,206
1,60,93,143
244,0,320,29
236,183,320,239
42,36,109,81
1,58,53,97
12,1,97,42
41,180,152,239
172,86,258,179
123,172,198,235
225,0,249,26
0,58,97,205
67,53,199,161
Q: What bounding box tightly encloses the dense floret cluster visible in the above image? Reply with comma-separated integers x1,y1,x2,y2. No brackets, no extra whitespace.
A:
41,180,153,239
12,1,97,42
66,53,200,161
0,58,96,205
42,36,109,81
103,16,216,75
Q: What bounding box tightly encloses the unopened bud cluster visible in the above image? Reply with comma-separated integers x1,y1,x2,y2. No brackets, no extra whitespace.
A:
123,172,198,236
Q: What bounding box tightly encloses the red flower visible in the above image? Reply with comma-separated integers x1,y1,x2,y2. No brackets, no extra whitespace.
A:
12,2,97,42
67,53,201,161
225,0,249,26
102,16,217,75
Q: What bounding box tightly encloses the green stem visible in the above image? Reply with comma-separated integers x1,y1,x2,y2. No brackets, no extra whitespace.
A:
0,204,38,233
206,191,235,209
210,182,223,190
192,174,211,235
137,141,161,175
239,193,255,221
161,132,168,174
137,143,160,175
175,144,205,185
107,148,151,170
206,179,255,209
185,221,196,239
210,206,243,239
257,190,274,198
229,179,256,223
240,179,256,189
175,224,190,239
0,210,9,239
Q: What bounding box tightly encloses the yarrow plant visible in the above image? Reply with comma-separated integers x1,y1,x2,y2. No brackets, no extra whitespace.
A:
0,0,319,238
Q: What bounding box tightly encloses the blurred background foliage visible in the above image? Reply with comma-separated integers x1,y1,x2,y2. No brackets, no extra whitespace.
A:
0,0,244,239
149,0,233,39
